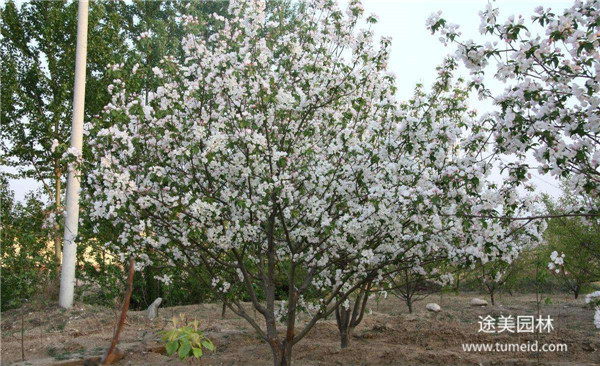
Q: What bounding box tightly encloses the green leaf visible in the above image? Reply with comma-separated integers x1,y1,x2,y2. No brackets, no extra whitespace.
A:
202,339,215,351
192,347,203,358
178,341,191,360
165,341,178,356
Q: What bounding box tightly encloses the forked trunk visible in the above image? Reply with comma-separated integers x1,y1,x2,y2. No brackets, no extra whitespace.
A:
269,340,292,366
336,306,352,349
335,283,371,349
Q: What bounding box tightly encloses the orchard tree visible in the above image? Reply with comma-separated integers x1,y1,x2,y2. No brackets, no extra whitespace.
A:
0,178,54,310
331,64,542,348
87,1,544,364
389,267,437,314
428,0,600,214
427,0,600,331
545,193,600,299
477,259,517,305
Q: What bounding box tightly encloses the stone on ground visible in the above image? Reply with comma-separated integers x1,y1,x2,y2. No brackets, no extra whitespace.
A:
426,303,441,312
146,297,163,320
470,298,488,306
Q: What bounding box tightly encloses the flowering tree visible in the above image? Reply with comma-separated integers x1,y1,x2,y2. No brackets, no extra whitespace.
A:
87,1,544,364
544,193,600,299
388,266,439,314
332,66,544,347
478,259,518,305
428,0,600,214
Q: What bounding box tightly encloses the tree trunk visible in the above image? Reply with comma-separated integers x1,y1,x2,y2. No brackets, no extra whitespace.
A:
574,285,579,299
58,0,88,309
336,306,351,349
335,283,371,349
221,302,227,319
144,265,160,306
339,327,354,349
490,291,495,306
269,341,292,366
454,273,460,295
406,297,413,314
53,175,62,264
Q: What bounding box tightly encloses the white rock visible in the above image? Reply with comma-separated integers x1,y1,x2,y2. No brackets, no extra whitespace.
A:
426,303,441,312
146,297,163,320
470,298,488,306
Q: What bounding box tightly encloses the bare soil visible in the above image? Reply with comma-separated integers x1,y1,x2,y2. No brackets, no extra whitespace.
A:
1,293,599,365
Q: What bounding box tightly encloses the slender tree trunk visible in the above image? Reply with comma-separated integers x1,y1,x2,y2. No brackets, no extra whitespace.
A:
574,285,579,299
101,258,135,365
221,302,227,319
490,291,495,306
406,297,413,314
404,270,413,313
53,174,62,264
58,0,88,309
454,273,460,295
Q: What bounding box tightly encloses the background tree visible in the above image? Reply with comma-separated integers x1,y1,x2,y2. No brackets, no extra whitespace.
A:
0,0,129,264
388,266,440,313
544,193,600,299
1,0,229,308
0,178,54,310
476,259,518,305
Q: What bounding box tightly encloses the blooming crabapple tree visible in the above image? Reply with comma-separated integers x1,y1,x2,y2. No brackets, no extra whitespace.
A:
89,2,406,363
332,66,544,348
87,1,543,364
428,0,600,214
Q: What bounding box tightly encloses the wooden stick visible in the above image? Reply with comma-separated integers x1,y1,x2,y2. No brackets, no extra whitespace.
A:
21,307,25,361
101,258,135,365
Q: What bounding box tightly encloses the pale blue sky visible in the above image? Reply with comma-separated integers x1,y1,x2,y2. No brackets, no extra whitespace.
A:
7,0,570,201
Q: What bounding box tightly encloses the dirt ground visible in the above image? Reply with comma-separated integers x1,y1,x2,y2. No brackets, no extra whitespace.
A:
1,292,599,366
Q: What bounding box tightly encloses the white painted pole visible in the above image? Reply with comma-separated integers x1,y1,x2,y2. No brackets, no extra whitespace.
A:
59,0,88,309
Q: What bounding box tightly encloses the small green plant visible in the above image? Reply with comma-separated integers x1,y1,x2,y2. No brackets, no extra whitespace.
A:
160,314,215,361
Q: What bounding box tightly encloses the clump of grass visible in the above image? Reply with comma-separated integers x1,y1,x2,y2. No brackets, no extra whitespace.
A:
47,346,85,360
